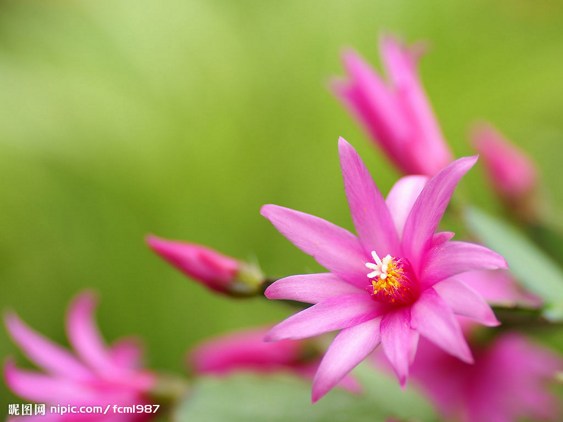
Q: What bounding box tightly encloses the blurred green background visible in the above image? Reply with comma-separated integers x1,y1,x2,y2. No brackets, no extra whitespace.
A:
1,0,562,412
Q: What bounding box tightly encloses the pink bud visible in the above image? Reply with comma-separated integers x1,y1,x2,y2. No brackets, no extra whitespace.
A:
472,124,538,201
147,235,263,296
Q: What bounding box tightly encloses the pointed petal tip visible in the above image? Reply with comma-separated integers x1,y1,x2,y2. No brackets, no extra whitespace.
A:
3,358,16,382
459,154,479,168
145,233,157,244
145,233,172,253
340,48,361,65
311,391,322,404
399,375,408,389
456,339,474,364
328,77,349,97
4,311,28,340
486,318,501,327
259,204,277,219
70,290,99,315
145,233,167,250
311,380,330,403
337,136,351,150
378,32,400,49
463,352,474,365
4,310,18,329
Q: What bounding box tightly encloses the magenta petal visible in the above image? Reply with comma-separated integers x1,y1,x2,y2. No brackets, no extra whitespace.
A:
456,270,542,308
338,138,400,256
147,235,239,290
421,241,507,287
66,292,120,377
261,204,367,288
385,175,427,238
265,294,380,341
431,231,455,247
380,309,417,385
472,124,538,199
382,37,451,173
191,327,302,375
403,156,478,271
340,50,408,144
4,312,92,381
265,273,362,304
109,337,143,369
4,361,100,404
411,289,473,363
433,279,499,326
312,318,381,402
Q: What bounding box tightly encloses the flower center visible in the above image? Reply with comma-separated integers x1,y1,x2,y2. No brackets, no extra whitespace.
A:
365,251,418,305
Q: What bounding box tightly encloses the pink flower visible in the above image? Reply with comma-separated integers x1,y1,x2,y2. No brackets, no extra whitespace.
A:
188,327,359,392
409,335,562,422
5,291,155,421
471,123,538,202
147,235,264,297
261,138,507,401
457,269,542,308
333,36,452,176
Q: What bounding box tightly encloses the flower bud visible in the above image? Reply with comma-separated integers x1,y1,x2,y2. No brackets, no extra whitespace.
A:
146,235,264,297
471,124,539,220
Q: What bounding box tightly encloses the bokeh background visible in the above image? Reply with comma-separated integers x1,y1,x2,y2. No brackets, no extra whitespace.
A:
1,0,562,412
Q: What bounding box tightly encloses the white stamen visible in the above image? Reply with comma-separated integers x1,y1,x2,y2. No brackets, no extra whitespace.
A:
371,251,382,266
367,250,390,280
367,270,381,279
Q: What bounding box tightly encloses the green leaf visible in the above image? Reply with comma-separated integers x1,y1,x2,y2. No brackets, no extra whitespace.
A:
174,366,437,422
465,207,563,320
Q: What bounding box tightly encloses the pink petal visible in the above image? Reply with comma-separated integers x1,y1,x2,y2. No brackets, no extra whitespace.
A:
190,327,302,375
380,36,452,176
457,270,542,308
265,294,381,341
265,273,362,304
338,138,401,256
66,292,121,378
380,308,418,385
4,360,100,404
380,35,426,91
339,50,408,146
385,175,427,238
431,231,455,247
261,204,367,288
471,123,537,198
4,312,92,381
411,289,473,363
312,318,381,402
402,156,478,272
433,279,499,326
421,241,507,287
109,337,144,369
333,80,413,175
146,235,239,291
